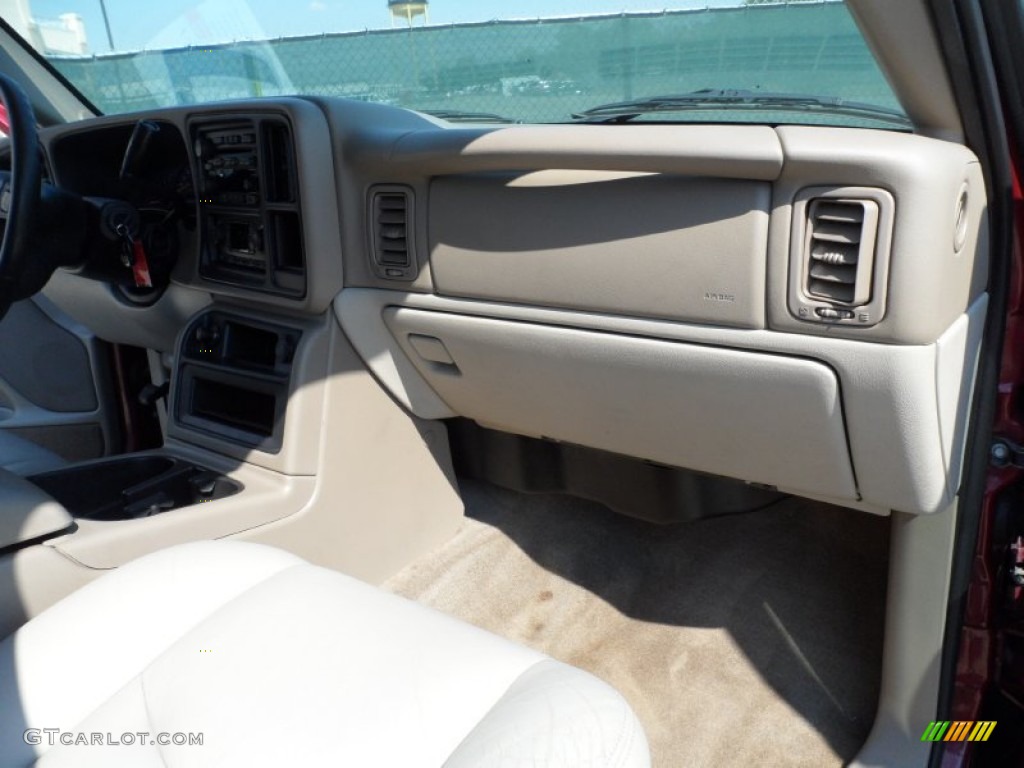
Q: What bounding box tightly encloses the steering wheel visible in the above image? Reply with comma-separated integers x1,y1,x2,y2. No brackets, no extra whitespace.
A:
0,74,42,317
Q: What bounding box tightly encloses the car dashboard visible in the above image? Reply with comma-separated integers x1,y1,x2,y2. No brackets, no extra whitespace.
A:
0,92,987,768
37,95,988,521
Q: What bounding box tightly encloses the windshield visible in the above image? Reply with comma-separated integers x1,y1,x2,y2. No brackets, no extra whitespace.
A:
14,0,905,128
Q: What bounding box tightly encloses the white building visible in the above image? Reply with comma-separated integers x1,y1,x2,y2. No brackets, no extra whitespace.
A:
0,0,88,54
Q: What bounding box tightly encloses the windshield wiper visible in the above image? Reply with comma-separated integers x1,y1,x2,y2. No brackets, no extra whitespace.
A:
570,89,912,128
422,109,518,125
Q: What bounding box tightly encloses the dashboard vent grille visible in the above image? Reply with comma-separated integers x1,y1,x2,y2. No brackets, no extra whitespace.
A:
371,187,415,273
805,199,879,306
262,121,296,203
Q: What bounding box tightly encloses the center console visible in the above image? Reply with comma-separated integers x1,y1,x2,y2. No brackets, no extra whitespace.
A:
0,101,359,636
30,456,241,521
175,311,302,453
19,306,309,530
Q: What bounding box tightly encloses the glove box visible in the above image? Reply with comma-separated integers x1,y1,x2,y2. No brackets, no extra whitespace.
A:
384,308,858,501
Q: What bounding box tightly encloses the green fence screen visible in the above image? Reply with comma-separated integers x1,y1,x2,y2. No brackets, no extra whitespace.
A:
48,2,898,123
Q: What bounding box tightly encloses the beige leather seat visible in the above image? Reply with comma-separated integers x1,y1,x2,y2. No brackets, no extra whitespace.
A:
0,541,649,767
0,431,65,476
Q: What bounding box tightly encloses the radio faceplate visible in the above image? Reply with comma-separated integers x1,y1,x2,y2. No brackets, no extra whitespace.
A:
195,124,260,207
190,115,306,297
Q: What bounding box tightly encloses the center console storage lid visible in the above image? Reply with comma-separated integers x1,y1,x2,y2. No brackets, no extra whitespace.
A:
0,469,73,550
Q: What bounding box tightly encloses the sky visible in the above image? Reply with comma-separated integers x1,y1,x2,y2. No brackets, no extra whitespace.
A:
29,0,743,52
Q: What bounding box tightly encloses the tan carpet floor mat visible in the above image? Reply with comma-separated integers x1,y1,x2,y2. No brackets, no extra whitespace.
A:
385,479,889,767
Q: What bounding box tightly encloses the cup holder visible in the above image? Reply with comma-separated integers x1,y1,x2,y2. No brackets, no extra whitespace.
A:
29,456,242,521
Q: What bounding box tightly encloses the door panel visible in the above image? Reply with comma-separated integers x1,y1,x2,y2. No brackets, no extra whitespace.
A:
0,296,118,461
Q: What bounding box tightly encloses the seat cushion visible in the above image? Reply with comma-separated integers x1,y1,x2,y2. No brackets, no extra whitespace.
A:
0,430,66,476
0,541,649,768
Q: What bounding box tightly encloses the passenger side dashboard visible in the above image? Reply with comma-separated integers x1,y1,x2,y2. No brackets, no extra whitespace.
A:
324,101,988,517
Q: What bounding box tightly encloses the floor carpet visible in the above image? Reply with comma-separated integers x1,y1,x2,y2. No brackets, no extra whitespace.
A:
384,479,890,767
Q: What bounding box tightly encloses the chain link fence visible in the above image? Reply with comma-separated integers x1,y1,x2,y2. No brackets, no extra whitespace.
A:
48,2,899,123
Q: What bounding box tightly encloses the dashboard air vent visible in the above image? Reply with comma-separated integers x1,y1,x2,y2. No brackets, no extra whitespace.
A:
805,198,879,306
262,120,296,203
370,186,416,278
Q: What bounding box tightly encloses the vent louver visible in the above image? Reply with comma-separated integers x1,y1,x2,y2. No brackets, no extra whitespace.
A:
805,199,879,306
371,189,413,269
262,121,296,203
